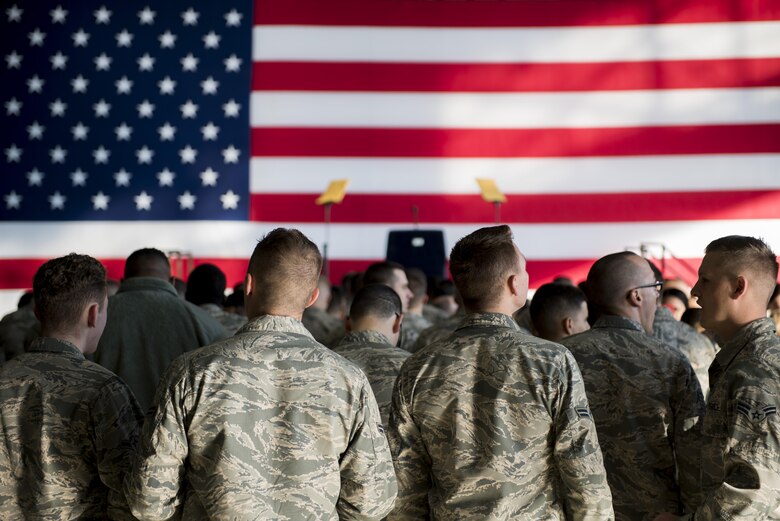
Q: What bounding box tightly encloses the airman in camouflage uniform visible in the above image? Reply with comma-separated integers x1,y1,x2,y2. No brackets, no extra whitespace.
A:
333,284,411,426
0,254,142,520
398,311,431,351
411,311,463,353
389,225,613,520
125,228,396,520
302,275,345,345
184,263,248,335
562,252,705,520
653,305,718,398
655,236,780,521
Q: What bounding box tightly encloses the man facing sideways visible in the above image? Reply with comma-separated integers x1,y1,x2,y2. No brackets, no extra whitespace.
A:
388,225,613,520
94,248,227,412
0,254,142,519
125,228,397,520
561,252,705,520
333,284,411,427
655,236,780,520
530,282,591,342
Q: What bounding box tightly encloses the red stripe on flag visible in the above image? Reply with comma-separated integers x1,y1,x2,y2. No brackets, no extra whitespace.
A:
0,258,706,291
255,0,780,26
251,124,780,158
252,59,780,92
249,191,780,224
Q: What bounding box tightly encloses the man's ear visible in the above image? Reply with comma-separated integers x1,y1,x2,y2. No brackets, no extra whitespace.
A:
304,287,320,309
562,316,574,335
86,302,99,328
244,273,254,297
733,275,747,299
393,313,403,334
627,288,642,308
508,273,521,296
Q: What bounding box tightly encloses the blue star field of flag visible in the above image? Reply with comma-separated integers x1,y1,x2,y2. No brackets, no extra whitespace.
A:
1,1,252,220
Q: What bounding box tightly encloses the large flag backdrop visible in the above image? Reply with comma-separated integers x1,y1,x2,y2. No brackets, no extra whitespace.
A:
2,0,780,313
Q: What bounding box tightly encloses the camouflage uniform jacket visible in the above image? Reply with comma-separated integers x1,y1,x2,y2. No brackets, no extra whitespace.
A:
399,312,432,351
388,312,614,520
0,303,37,363
561,315,705,520
422,304,450,325
200,302,248,335
333,330,411,426
410,312,464,353
688,318,780,520
95,277,228,412
0,337,142,520
653,306,718,398
302,306,344,346
125,314,397,521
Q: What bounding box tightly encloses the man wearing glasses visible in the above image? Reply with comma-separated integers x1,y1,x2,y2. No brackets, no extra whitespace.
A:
562,251,705,520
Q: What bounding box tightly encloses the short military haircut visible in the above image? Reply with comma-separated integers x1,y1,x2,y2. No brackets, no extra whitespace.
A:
449,225,519,310
587,251,643,313
405,267,428,306
530,283,588,338
248,228,322,311
33,254,107,331
349,284,402,322
364,261,405,286
124,248,170,279
705,235,779,304
662,288,689,310
185,263,227,306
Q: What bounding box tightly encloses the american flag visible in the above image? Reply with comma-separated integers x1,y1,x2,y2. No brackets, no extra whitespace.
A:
2,0,780,313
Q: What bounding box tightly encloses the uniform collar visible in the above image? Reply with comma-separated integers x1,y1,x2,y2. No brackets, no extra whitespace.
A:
117,276,178,296
457,312,520,331
593,314,646,333
340,329,392,346
238,314,314,339
714,317,776,371
27,336,85,360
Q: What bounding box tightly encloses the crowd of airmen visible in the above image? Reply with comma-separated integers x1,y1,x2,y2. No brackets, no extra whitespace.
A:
0,225,779,520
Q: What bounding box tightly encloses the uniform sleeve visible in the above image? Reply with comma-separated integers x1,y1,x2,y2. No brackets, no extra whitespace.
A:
553,351,615,521
337,377,398,520
386,370,432,521
91,378,143,521
124,358,190,521
693,387,780,520
669,357,706,514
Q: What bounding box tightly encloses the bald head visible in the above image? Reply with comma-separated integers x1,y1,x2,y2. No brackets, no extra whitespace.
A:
587,252,659,332
124,248,170,280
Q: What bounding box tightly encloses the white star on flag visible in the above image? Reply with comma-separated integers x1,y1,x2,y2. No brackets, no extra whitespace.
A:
179,145,197,164
27,122,44,140
220,190,240,210
4,191,22,209
114,169,132,186
158,123,176,141
134,191,153,210
5,145,22,162
93,99,111,117
26,169,44,186
222,145,240,163
200,168,218,186
225,10,242,27
48,191,66,210
138,54,154,71
116,30,133,47
203,31,220,49
138,7,155,24
157,169,175,186
72,30,89,46
94,6,111,24
71,123,89,140
6,51,22,69
201,123,219,140
92,191,110,210
70,169,88,186
50,146,67,163
93,146,110,164
6,5,23,23
136,146,154,164
159,31,177,48
178,191,197,209
71,75,88,93
115,123,133,140
182,9,199,26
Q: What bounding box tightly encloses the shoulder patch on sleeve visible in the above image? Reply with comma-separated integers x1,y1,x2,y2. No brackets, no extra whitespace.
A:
736,399,777,423
575,406,592,420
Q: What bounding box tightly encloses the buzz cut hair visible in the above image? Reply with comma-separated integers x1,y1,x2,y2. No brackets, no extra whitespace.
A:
33,254,107,331
705,235,778,303
449,225,519,311
248,228,322,312
405,267,428,307
364,261,405,287
530,283,587,339
349,284,402,322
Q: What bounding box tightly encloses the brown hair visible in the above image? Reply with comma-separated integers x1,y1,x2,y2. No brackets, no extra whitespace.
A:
248,228,322,312
449,225,518,310
33,254,107,331
705,235,778,303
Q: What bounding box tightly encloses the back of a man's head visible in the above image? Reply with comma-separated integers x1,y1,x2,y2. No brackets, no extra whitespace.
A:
247,228,322,317
530,283,589,341
587,252,643,313
124,248,171,280
34,254,107,333
185,264,227,306
364,261,405,286
449,225,520,312
350,284,402,323
704,235,778,306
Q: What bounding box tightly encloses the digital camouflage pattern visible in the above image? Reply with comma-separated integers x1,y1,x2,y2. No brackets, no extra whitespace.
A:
410,312,463,353
422,303,450,325
200,302,248,336
302,306,344,346
333,329,411,426
653,306,718,398
126,314,397,521
562,315,705,520
690,318,780,520
389,312,614,520
0,337,142,520
398,312,432,351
